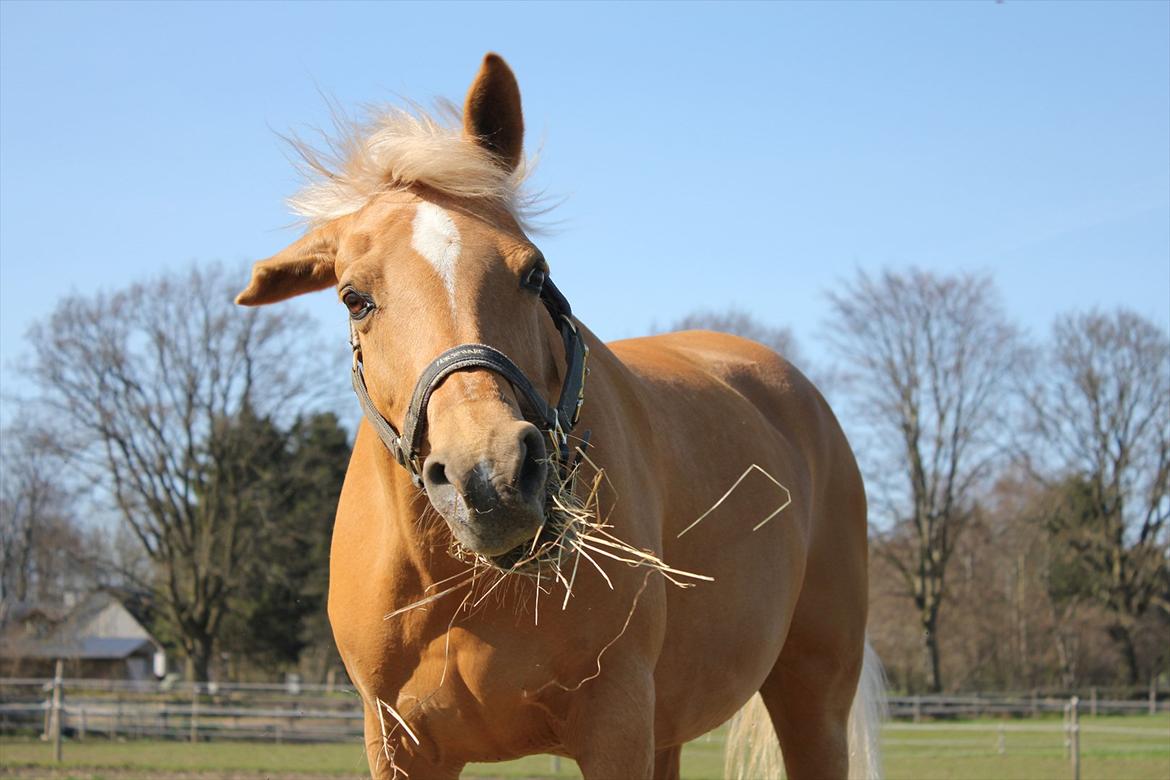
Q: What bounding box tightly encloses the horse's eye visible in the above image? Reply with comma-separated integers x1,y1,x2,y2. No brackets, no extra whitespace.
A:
522,266,547,294
342,289,373,320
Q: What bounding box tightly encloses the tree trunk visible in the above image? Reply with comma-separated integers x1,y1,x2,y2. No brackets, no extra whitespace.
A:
1107,622,1141,685
1054,629,1078,689
922,609,943,693
184,634,214,683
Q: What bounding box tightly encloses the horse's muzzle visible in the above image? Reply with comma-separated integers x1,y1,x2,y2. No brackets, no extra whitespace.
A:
421,424,548,557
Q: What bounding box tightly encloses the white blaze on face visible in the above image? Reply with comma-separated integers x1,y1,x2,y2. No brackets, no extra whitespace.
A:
411,202,462,311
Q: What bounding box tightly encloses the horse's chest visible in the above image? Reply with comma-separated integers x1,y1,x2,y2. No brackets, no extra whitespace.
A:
385,638,564,760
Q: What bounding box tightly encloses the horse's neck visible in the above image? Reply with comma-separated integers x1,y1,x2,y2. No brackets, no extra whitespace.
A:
360,433,469,587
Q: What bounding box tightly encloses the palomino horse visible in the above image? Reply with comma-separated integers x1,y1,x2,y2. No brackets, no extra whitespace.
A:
237,54,882,780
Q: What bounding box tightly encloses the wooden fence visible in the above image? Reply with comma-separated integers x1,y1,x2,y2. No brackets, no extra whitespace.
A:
0,671,364,744
887,687,1166,721
3,675,1166,745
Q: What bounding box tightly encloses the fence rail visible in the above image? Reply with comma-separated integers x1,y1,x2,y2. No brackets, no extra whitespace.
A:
2,678,1170,757
0,674,364,745
888,690,1168,720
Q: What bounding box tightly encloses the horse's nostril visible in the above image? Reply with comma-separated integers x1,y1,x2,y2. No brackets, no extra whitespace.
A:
516,426,547,503
425,459,450,488
421,455,460,520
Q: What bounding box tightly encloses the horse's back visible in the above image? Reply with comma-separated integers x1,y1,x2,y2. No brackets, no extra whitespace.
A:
610,329,847,476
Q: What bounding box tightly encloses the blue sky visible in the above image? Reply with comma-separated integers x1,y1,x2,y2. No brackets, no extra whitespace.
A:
2,1,1167,423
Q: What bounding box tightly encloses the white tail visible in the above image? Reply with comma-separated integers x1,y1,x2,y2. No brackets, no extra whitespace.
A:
724,640,887,780
848,641,887,779
724,692,784,780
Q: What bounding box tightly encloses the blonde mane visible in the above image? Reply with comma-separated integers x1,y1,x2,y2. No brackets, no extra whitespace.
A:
286,99,538,229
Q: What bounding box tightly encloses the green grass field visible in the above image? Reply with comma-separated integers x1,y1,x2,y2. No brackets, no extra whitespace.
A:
2,715,1167,779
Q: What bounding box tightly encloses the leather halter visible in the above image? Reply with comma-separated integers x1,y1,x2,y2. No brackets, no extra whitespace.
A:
349,278,589,488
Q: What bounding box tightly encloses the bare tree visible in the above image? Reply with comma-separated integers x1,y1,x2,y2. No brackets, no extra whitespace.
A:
826,268,1019,692
25,263,337,680
1020,309,1170,684
0,421,90,608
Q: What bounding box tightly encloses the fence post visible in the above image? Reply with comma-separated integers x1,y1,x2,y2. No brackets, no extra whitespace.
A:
50,659,63,763
996,723,1005,755
41,688,51,740
912,695,922,723
189,683,199,743
79,707,86,741
1149,676,1157,715
1090,687,1097,717
1069,696,1080,780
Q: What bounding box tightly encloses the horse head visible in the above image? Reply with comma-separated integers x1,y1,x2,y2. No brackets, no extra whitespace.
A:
236,54,575,562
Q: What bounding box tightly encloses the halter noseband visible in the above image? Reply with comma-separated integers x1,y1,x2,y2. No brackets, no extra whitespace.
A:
349,278,589,488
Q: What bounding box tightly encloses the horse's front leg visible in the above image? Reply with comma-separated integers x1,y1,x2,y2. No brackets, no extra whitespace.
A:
361,706,462,780
561,666,657,780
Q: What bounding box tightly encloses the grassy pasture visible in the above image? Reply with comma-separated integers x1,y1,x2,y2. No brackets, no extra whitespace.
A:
1,714,1167,779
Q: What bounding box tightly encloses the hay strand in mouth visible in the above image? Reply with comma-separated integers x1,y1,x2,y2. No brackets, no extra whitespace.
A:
471,571,513,609
443,447,601,595
571,541,615,590
573,533,714,586
562,539,582,610
444,444,714,603
676,463,793,538
386,441,715,630
515,450,709,598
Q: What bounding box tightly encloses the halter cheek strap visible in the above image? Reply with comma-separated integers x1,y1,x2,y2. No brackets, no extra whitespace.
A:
349,278,590,488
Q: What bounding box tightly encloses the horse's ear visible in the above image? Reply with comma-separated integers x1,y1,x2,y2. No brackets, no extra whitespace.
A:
463,53,524,172
236,222,340,306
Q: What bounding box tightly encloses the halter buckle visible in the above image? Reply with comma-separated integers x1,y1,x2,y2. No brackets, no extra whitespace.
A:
392,445,425,488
